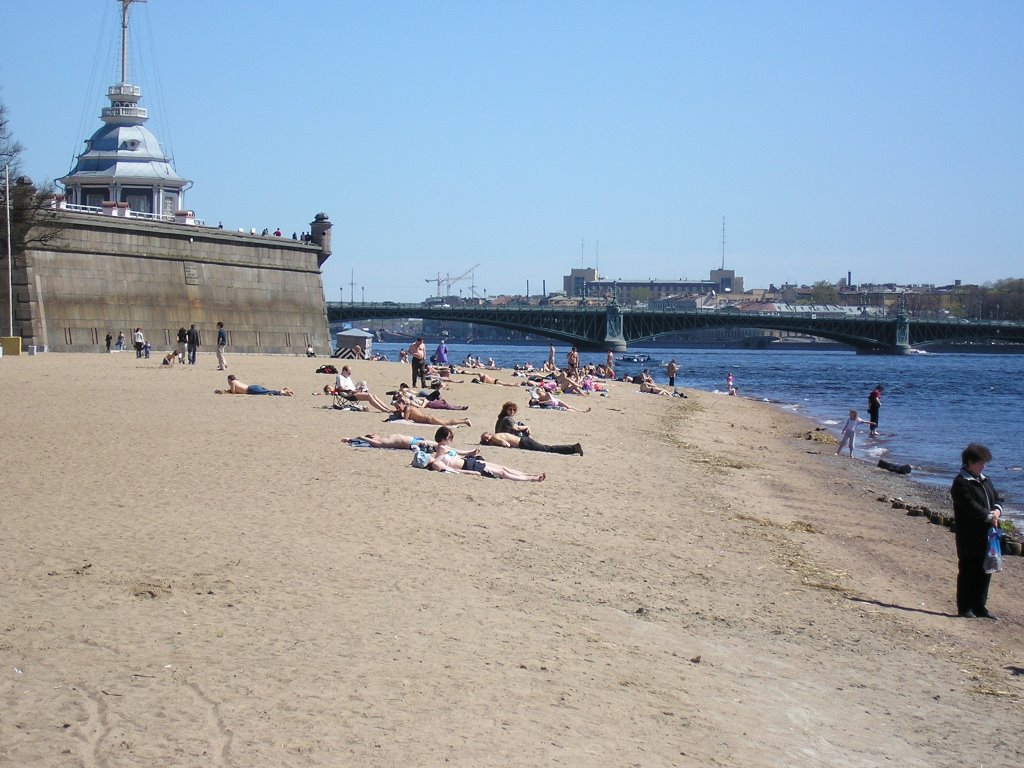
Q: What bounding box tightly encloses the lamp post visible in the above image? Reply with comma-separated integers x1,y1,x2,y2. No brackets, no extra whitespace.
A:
4,163,12,337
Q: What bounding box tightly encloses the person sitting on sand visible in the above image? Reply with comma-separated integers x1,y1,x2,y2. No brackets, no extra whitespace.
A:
471,372,521,387
639,380,672,396
343,433,437,451
494,401,531,436
389,404,472,428
215,375,293,396
529,388,591,412
556,371,587,395
328,366,396,413
428,427,545,481
480,431,583,456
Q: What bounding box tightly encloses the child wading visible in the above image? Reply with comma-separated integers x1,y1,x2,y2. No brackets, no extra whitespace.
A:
836,409,874,457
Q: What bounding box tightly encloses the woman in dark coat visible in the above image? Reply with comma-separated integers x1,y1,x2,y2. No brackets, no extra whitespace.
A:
950,443,1002,619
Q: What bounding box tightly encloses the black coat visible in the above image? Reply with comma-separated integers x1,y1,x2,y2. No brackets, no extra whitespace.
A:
950,469,999,556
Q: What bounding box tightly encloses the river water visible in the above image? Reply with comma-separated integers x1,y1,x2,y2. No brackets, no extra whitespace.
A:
371,342,1023,521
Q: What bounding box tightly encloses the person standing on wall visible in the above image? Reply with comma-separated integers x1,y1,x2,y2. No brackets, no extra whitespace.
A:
950,443,1002,619
186,323,200,365
409,338,427,388
216,322,228,370
867,384,883,436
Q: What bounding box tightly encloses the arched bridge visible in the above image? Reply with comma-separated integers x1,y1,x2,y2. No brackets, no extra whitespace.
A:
327,302,1024,354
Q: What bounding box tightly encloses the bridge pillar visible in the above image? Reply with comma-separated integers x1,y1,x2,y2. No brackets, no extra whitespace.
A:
604,304,627,353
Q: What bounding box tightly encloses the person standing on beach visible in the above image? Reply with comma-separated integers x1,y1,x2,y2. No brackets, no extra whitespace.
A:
867,384,883,436
133,328,145,357
116,330,125,351
548,344,556,370
176,326,188,364
216,322,228,370
835,409,873,457
566,347,580,377
104,332,112,353
950,443,1002,619
435,339,449,366
409,337,427,388
667,359,678,390
186,324,200,365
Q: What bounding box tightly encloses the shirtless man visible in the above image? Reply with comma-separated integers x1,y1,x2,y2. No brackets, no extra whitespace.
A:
480,431,583,456
556,371,586,395
428,427,545,481
471,372,521,387
390,404,472,428
408,337,427,388
215,375,293,396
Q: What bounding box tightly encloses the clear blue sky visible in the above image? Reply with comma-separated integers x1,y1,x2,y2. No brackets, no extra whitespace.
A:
3,0,1022,303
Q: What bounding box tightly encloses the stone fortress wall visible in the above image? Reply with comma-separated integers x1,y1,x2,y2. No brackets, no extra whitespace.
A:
10,211,333,354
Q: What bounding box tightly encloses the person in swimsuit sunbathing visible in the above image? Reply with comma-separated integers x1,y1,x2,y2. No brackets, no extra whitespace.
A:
428,427,545,481
215,375,293,396
343,434,436,451
471,372,521,387
529,389,591,412
389,405,472,428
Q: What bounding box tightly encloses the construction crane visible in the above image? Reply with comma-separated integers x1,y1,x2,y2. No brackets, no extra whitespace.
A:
425,264,481,298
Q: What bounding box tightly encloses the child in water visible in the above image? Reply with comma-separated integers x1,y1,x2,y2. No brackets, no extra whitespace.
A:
836,409,875,457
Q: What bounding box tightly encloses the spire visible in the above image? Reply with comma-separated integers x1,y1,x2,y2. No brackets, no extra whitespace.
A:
119,1,144,83
59,0,190,218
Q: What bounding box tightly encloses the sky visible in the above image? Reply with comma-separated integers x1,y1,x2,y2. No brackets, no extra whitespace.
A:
2,0,1022,303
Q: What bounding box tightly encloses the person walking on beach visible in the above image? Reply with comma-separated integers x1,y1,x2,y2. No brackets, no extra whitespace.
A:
835,409,874,457
176,326,188,364
435,339,449,365
104,333,112,353
867,384,883,436
216,321,228,370
667,359,678,390
116,330,125,351
133,328,145,358
950,443,1002,619
409,337,427,388
186,324,200,365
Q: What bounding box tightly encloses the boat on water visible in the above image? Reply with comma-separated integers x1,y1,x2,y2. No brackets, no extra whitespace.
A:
618,353,650,363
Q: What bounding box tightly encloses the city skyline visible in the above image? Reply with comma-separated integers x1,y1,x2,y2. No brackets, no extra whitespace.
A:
2,0,1022,303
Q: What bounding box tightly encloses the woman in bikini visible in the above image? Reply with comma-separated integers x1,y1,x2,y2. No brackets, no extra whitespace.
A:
428,427,546,482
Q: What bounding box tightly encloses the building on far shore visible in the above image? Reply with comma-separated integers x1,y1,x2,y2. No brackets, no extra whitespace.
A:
3,0,332,354
563,267,743,304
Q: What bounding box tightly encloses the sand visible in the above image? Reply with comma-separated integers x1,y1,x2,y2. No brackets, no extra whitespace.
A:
1,352,1021,767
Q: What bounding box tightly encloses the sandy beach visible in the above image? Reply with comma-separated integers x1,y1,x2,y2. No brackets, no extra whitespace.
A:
1,351,1021,767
